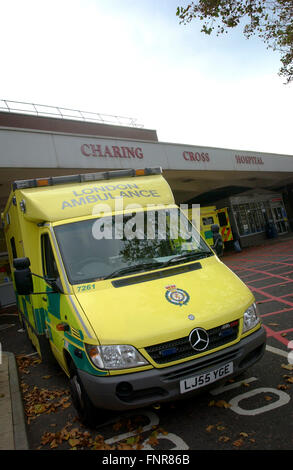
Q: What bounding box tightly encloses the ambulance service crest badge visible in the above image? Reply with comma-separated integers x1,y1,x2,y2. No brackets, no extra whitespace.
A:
165,285,190,307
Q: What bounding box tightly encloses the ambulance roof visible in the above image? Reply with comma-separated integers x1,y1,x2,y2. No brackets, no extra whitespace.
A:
12,168,175,223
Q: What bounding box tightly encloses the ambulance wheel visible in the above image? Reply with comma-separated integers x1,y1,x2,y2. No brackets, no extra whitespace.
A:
69,362,100,428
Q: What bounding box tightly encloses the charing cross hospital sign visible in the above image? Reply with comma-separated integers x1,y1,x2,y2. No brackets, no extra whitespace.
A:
78,139,285,172
0,129,292,172
80,143,265,166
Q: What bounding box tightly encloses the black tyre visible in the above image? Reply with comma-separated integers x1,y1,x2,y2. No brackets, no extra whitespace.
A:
69,362,101,428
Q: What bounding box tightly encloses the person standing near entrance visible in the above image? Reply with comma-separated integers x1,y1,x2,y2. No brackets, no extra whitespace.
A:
211,224,223,256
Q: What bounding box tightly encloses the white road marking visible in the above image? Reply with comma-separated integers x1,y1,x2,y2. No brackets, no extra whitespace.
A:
210,377,258,396
266,345,289,358
229,387,290,415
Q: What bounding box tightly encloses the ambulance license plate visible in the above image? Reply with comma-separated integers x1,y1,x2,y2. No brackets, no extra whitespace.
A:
180,362,233,394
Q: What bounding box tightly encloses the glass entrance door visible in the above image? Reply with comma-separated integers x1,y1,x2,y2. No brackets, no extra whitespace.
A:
271,204,288,234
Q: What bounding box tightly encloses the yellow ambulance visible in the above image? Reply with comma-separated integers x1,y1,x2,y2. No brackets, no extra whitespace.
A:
189,206,233,248
2,167,266,426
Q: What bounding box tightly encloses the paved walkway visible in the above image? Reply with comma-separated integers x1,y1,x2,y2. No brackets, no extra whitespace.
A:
0,351,28,450
224,236,293,349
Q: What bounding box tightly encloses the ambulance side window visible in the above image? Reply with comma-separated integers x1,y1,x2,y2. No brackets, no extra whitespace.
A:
203,217,214,225
41,234,59,280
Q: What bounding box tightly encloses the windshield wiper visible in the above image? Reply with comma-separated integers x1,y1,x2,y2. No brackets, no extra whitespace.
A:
162,251,212,267
101,252,212,280
104,262,163,280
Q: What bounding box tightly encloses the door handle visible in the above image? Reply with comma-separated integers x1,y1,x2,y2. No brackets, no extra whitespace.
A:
42,297,47,302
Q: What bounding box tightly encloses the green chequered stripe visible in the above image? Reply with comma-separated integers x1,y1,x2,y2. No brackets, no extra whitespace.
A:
33,307,46,334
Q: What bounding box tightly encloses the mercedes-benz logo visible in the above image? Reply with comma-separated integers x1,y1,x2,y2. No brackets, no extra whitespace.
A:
189,328,209,351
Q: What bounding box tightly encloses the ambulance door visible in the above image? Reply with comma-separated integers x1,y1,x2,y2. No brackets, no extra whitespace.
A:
217,208,233,243
40,231,65,364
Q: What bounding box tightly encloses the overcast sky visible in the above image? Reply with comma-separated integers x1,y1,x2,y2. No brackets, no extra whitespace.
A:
1,0,292,155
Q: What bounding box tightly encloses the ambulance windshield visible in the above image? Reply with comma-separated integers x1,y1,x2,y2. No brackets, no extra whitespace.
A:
54,208,212,284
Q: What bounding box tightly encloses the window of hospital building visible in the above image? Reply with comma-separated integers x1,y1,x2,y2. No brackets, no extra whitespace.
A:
232,202,266,236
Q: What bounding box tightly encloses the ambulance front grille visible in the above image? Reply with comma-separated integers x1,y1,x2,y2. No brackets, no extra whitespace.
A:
145,321,239,365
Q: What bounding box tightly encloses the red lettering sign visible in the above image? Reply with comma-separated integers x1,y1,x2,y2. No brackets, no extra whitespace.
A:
235,155,264,165
182,151,210,162
81,144,144,159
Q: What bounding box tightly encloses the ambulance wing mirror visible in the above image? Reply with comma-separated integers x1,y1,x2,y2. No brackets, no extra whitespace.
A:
13,257,34,295
13,257,63,295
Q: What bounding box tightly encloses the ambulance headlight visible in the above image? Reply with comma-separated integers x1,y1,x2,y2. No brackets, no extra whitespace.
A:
85,344,149,370
242,303,260,333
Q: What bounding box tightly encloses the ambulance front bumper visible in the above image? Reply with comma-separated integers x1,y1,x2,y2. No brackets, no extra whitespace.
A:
78,326,266,411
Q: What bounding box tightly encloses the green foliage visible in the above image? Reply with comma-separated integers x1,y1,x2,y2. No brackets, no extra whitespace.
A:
176,1,293,83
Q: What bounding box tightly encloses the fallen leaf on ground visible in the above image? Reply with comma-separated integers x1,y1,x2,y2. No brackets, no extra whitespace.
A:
113,421,123,432
208,399,231,409
147,431,159,447
157,427,168,436
206,425,214,432
21,384,71,422
92,434,114,450
117,443,134,450
62,402,71,409
126,437,137,445
277,384,288,390
68,438,80,447
16,355,41,374
50,439,58,449
33,404,46,414
242,382,251,387
284,376,293,384
41,432,56,446
233,438,244,447
147,436,159,447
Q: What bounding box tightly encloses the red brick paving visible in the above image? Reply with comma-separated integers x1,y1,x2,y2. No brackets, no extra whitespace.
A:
224,238,293,348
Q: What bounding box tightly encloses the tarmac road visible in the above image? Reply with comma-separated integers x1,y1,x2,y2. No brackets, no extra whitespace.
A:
1,238,293,452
